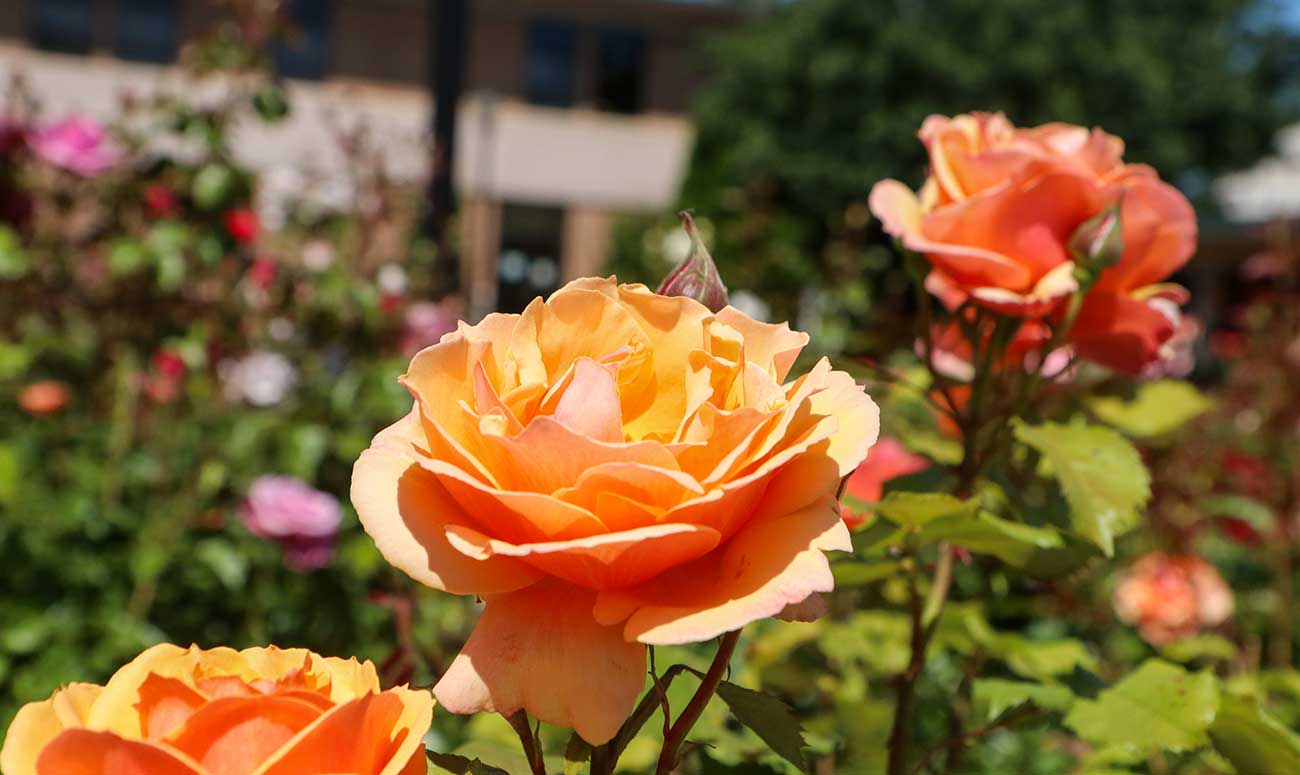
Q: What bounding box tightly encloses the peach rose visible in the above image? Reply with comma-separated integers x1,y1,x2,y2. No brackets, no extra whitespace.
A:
0,644,431,775
18,380,69,416
1113,553,1233,646
351,277,878,744
870,113,1196,340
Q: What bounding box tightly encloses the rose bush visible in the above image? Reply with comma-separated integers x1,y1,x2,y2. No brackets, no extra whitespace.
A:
351,276,879,743
0,644,431,775
869,112,1197,372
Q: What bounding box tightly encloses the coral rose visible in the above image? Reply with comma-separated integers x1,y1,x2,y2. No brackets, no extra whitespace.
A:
0,644,431,775
351,277,878,743
870,113,1197,369
1113,553,1233,646
840,437,929,529
18,380,70,416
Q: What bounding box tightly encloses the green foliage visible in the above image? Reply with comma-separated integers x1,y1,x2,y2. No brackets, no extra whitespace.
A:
971,679,1074,724
1013,420,1149,556
1209,694,1300,774
1065,660,1220,756
1088,380,1215,440
714,681,810,773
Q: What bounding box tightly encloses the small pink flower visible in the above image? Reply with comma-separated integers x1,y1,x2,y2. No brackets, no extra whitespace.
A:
30,116,125,177
400,298,461,356
241,475,342,571
1113,553,1233,646
248,256,278,289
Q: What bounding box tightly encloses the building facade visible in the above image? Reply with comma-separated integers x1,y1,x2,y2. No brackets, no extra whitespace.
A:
0,0,739,313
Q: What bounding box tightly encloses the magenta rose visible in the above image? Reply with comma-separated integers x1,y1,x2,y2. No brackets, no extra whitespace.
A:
30,116,125,177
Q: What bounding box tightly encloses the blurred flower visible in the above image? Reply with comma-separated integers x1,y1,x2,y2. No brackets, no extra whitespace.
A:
841,437,930,529
1113,553,1233,646
377,263,408,296
220,350,297,407
30,116,125,177
143,350,186,404
143,183,178,217
1141,315,1201,380
728,289,771,322
241,475,342,571
400,297,461,356
301,239,335,271
18,380,69,416
247,256,277,289
223,207,260,245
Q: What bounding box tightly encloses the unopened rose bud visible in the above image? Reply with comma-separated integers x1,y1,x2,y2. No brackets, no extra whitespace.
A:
1069,202,1124,279
657,212,729,312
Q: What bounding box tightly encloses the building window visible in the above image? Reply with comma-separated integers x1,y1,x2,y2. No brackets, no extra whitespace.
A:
524,20,577,108
595,29,646,114
497,205,564,313
115,0,179,64
274,0,332,80
31,0,93,54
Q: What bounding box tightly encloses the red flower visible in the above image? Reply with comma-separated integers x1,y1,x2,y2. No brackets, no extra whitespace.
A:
143,183,177,217
223,208,260,245
151,350,186,380
248,256,278,289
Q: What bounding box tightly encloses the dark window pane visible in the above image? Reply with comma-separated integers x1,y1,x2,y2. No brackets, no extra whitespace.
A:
31,0,93,54
116,0,179,64
524,20,577,108
595,29,645,114
274,0,332,80
497,205,564,313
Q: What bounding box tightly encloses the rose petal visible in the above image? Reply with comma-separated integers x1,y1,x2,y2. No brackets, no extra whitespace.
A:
1,684,102,775
547,357,624,443
253,689,432,775
594,447,851,644
714,308,809,383
136,674,207,740
434,580,646,745
444,521,722,590
352,415,542,595
164,696,323,775
34,730,205,775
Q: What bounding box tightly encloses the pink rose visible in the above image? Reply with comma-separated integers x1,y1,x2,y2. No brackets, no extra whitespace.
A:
241,475,342,571
30,116,125,177
1113,553,1233,645
841,437,930,529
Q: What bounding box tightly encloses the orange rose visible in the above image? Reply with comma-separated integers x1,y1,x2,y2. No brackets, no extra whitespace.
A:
1113,553,1233,646
0,644,432,775
351,277,878,743
18,380,69,416
870,113,1196,340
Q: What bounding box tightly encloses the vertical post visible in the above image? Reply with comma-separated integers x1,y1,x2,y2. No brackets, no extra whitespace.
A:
428,0,469,276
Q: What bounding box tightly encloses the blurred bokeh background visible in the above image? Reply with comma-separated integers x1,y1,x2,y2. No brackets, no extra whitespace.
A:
2,0,1299,770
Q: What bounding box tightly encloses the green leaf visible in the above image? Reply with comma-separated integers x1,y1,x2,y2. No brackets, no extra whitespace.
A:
0,443,19,506
1088,380,1214,439
252,83,291,122
108,238,149,275
563,734,591,775
195,539,248,590
1209,694,1300,774
916,511,1064,568
875,491,978,527
1014,420,1149,556
426,750,510,775
830,560,902,587
1199,494,1274,530
972,679,1074,724
714,680,809,773
0,225,30,278
1159,635,1237,664
998,637,1099,681
1065,659,1219,756
191,163,236,210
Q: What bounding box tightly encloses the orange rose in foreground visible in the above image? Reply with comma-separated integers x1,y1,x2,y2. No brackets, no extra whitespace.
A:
352,277,878,743
870,112,1197,372
0,644,431,775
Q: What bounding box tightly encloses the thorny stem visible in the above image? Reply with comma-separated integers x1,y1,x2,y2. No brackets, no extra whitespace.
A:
507,710,546,775
655,630,741,775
